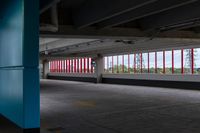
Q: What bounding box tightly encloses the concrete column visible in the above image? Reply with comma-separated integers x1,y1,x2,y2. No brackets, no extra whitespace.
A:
43,60,49,79
95,54,104,83
0,0,40,132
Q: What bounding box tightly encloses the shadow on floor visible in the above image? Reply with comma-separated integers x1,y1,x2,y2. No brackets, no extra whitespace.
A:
0,115,41,133
0,115,23,133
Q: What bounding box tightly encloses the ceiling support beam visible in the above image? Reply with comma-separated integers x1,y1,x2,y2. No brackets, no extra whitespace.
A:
40,38,99,52
40,0,60,14
41,38,200,58
40,25,200,39
97,0,197,29
40,25,145,39
139,1,200,31
40,4,59,32
73,0,158,28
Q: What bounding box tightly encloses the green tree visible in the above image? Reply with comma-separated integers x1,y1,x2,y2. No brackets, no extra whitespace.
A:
184,49,197,73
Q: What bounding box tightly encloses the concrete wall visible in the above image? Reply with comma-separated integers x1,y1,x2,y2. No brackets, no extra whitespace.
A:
102,73,200,82
48,72,200,89
0,0,39,129
102,74,200,89
48,73,97,83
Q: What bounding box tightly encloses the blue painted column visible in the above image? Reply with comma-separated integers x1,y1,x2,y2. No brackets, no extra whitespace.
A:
0,0,40,130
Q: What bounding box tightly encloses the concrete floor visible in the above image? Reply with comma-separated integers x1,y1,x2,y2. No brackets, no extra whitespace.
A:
40,79,200,133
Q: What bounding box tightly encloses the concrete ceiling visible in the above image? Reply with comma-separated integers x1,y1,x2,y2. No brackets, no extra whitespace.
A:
40,38,99,52
40,37,200,59
40,0,200,32
39,0,200,58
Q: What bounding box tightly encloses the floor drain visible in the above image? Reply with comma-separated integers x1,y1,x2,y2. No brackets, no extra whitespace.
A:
47,127,65,132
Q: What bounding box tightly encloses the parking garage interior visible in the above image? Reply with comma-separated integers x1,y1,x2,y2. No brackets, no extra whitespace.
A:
1,0,200,133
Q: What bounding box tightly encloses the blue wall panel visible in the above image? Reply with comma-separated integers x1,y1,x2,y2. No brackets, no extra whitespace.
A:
0,0,39,129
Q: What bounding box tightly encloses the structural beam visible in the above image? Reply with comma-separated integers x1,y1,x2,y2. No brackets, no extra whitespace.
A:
40,25,145,38
40,38,98,52
139,1,200,31
97,0,197,28
73,0,158,28
40,37,200,61
40,25,200,39
40,0,60,14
